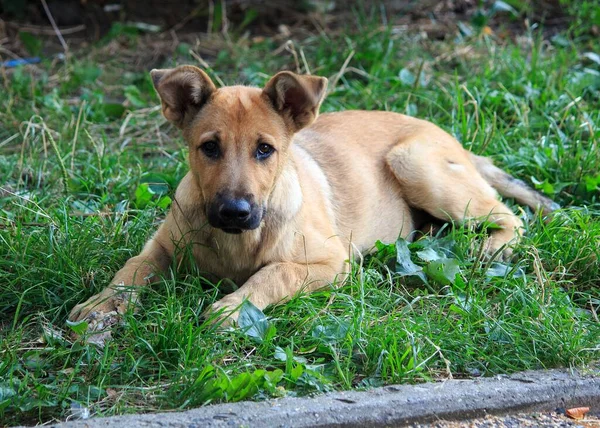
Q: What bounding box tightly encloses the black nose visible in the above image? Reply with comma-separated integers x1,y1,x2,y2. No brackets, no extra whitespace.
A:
218,198,251,222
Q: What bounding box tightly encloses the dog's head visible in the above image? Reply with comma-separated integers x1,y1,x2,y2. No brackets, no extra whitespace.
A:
151,66,327,234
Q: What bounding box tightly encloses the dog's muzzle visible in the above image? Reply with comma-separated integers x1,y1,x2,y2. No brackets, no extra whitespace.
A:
207,195,263,233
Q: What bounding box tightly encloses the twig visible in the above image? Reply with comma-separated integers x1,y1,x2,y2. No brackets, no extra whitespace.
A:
43,122,69,194
70,100,85,171
207,0,214,34
329,50,355,92
220,0,229,39
0,222,48,229
299,45,310,75
40,0,69,54
188,49,225,87
5,21,85,35
0,186,55,223
284,40,301,74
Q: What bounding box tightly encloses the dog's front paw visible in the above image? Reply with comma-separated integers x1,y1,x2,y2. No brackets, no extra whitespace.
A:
68,286,137,344
483,237,514,261
204,295,244,328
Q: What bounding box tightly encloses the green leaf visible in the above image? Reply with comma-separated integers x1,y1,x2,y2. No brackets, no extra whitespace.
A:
0,385,16,401
274,346,287,361
290,364,304,382
274,346,308,364
157,195,172,209
311,318,349,344
239,8,259,30
75,65,102,83
263,369,284,392
101,103,126,119
551,34,570,47
584,174,600,192
147,183,169,197
395,238,426,281
531,176,555,195
414,236,455,262
176,42,192,56
423,258,461,285
135,183,155,208
66,320,89,335
399,68,415,86
19,32,42,56
457,21,473,37
125,85,146,108
486,262,524,279
237,300,269,343
471,10,488,29
583,52,600,66
491,1,518,15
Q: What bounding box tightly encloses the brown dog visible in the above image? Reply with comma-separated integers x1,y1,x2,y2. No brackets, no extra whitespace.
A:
69,65,557,330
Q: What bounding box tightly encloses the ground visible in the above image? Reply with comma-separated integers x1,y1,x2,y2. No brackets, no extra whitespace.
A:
0,1,599,426
422,412,600,427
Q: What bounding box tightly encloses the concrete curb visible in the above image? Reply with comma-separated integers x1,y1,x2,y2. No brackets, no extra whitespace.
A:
49,368,599,427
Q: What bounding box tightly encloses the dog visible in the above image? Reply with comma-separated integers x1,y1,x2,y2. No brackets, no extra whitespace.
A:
69,65,558,331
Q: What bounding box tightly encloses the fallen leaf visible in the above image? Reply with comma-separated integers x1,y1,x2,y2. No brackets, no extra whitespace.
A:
566,406,590,420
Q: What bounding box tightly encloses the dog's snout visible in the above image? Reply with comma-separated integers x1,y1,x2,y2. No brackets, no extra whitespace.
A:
219,199,252,221
207,194,263,233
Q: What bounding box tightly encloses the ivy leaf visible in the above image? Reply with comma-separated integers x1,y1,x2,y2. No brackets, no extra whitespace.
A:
415,236,456,262
395,238,426,282
423,258,461,285
0,385,16,401
486,262,524,279
237,300,269,343
311,318,349,344
399,68,416,86
66,320,89,335
134,183,154,208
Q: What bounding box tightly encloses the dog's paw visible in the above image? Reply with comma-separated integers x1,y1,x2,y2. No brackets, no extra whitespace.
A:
204,296,243,328
68,287,137,344
483,237,514,261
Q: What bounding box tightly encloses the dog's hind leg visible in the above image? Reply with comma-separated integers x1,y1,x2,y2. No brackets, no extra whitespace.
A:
386,134,524,259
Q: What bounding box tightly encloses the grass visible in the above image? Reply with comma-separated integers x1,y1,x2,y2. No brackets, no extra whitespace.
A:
1,5,600,426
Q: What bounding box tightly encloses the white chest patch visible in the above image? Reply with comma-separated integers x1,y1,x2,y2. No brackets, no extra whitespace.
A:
292,145,337,227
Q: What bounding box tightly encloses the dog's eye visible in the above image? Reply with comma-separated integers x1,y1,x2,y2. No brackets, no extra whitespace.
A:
200,141,220,159
256,143,275,160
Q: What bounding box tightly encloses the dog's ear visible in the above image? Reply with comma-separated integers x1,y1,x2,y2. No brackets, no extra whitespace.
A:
263,71,328,132
150,66,216,128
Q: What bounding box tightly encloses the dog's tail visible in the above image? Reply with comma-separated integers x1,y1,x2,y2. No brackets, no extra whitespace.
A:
470,153,560,215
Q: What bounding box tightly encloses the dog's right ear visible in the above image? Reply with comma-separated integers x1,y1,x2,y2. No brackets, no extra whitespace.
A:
150,66,216,128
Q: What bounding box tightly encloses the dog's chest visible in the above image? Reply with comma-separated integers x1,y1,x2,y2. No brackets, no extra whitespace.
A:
189,228,268,284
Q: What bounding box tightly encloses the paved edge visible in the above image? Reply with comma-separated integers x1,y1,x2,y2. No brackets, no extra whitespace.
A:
46,368,599,428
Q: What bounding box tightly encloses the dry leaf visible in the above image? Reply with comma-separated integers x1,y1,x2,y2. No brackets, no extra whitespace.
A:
566,407,590,420
483,26,494,36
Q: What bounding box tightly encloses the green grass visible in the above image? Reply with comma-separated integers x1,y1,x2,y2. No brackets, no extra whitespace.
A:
1,8,600,426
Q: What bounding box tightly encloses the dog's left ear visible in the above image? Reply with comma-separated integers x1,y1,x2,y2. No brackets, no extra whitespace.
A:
263,71,328,132
150,65,216,128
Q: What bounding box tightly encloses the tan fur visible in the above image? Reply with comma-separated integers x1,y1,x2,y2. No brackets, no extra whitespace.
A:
69,66,556,329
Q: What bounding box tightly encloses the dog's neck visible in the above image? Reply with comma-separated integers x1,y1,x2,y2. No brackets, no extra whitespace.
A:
266,152,303,225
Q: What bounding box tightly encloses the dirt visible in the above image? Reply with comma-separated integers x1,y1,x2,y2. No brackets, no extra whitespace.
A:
0,0,575,60
421,410,600,427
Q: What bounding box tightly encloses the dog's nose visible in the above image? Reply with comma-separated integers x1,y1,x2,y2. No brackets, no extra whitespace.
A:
218,199,252,222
